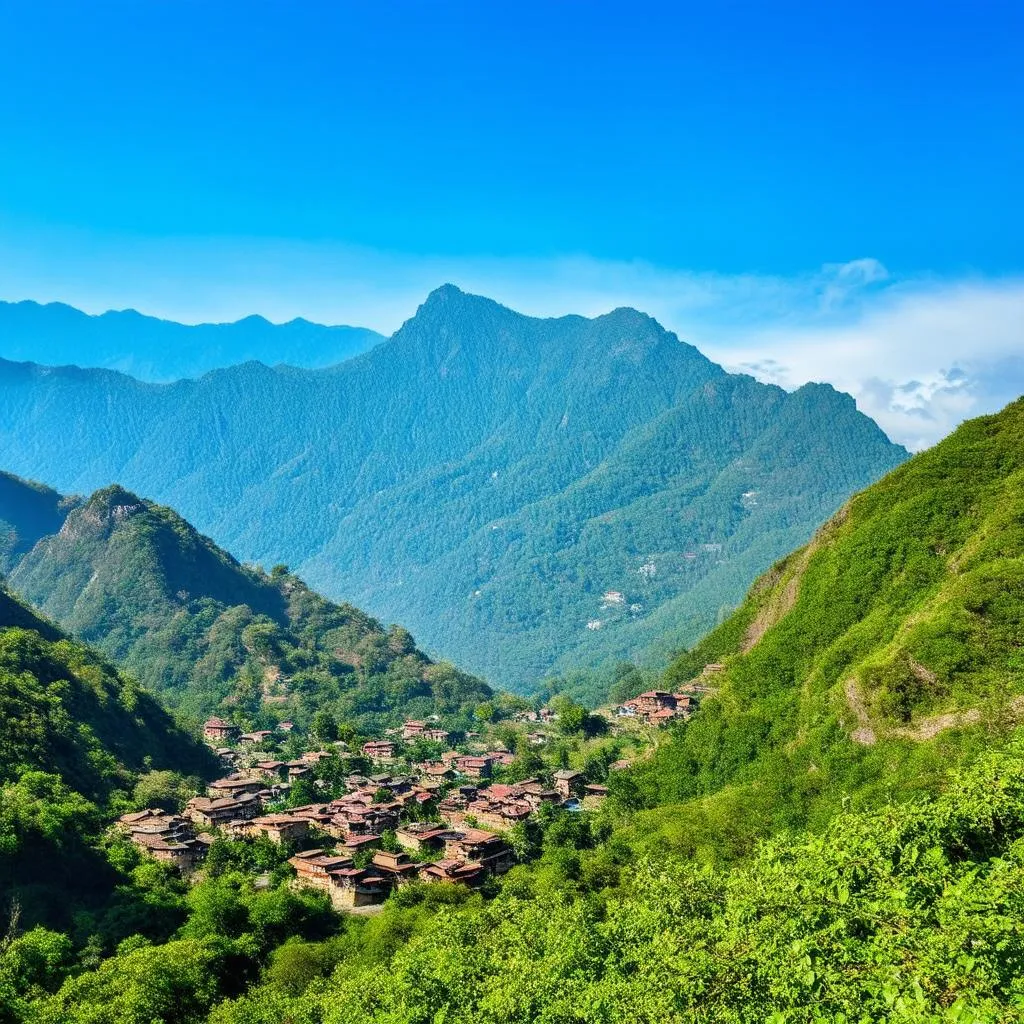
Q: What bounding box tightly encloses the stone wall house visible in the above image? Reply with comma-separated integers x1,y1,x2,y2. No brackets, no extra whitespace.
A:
203,717,240,742
419,859,485,887
186,792,262,827
246,814,310,844
395,822,449,853
552,769,585,800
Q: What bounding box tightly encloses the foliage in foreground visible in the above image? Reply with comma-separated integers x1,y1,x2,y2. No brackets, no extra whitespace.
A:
1,736,1021,1023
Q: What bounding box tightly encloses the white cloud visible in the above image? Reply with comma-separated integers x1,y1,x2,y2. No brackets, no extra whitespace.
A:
0,216,1020,450
705,279,1024,450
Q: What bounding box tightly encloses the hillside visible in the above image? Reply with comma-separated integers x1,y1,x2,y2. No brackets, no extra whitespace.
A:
0,583,218,930
0,285,908,692
0,471,78,573
7,483,492,731
621,395,1024,857
0,299,384,380
0,586,216,799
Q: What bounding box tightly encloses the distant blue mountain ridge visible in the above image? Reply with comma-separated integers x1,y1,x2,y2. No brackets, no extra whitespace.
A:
0,298,384,380
0,285,909,695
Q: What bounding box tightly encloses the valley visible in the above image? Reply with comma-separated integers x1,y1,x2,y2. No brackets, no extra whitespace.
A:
0,286,908,694
0,396,1021,1021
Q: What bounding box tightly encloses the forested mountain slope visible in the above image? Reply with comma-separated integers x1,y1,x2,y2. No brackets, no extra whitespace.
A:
6,483,491,731
623,395,1024,858
0,298,383,380
0,584,217,929
0,471,78,573
0,285,907,692
0,586,215,798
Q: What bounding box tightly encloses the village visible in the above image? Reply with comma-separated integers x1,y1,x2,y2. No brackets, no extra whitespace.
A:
115,683,709,911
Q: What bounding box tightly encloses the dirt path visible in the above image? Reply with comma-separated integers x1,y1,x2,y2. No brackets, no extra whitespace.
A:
845,681,1024,745
844,679,877,745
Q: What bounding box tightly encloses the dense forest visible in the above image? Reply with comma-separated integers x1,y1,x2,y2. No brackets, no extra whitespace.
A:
0,285,907,693
3,479,491,733
0,398,1020,1022
0,585,217,935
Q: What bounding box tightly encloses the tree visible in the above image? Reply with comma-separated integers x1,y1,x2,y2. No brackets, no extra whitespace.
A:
551,696,587,736
309,710,338,744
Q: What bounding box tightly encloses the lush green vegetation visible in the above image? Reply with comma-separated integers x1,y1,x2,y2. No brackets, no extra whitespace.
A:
7,733,1024,1022
0,586,217,935
7,485,491,732
1,390,1020,1021
620,395,1024,860
0,285,906,692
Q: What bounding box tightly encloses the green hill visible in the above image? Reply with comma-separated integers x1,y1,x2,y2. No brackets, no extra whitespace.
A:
7,483,492,731
0,471,78,574
0,583,217,930
0,586,215,799
622,394,1024,858
0,285,908,692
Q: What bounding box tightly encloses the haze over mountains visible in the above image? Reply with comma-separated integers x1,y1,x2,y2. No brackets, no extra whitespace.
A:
0,298,385,380
0,284,908,690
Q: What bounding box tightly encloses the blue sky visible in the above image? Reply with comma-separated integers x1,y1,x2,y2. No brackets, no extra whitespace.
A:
0,0,1022,447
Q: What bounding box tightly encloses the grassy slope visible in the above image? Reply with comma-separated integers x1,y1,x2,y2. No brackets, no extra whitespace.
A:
623,397,1024,859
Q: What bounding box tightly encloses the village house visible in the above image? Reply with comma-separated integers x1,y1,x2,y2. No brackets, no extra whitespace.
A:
203,717,240,743
302,750,333,766
401,720,426,740
395,822,449,854
245,813,310,844
341,833,383,855
207,775,265,800
362,740,396,763
552,769,585,800
288,849,354,888
288,850,390,908
285,760,312,780
370,849,419,886
454,755,494,779
238,730,274,746
422,727,450,743
253,760,287,781
443,828,515,874
329,867,391,907
486,750,516,767
518,780,561,810
464,795,532,831
582,784,610,809
117,809,208,870
186,792,262,827
419,859,485,887
615,690,696,725
418,761,455,784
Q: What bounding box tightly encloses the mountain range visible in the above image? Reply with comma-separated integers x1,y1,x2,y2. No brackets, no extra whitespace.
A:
0,285,909,692
0,299,384,380
0,477,491,731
